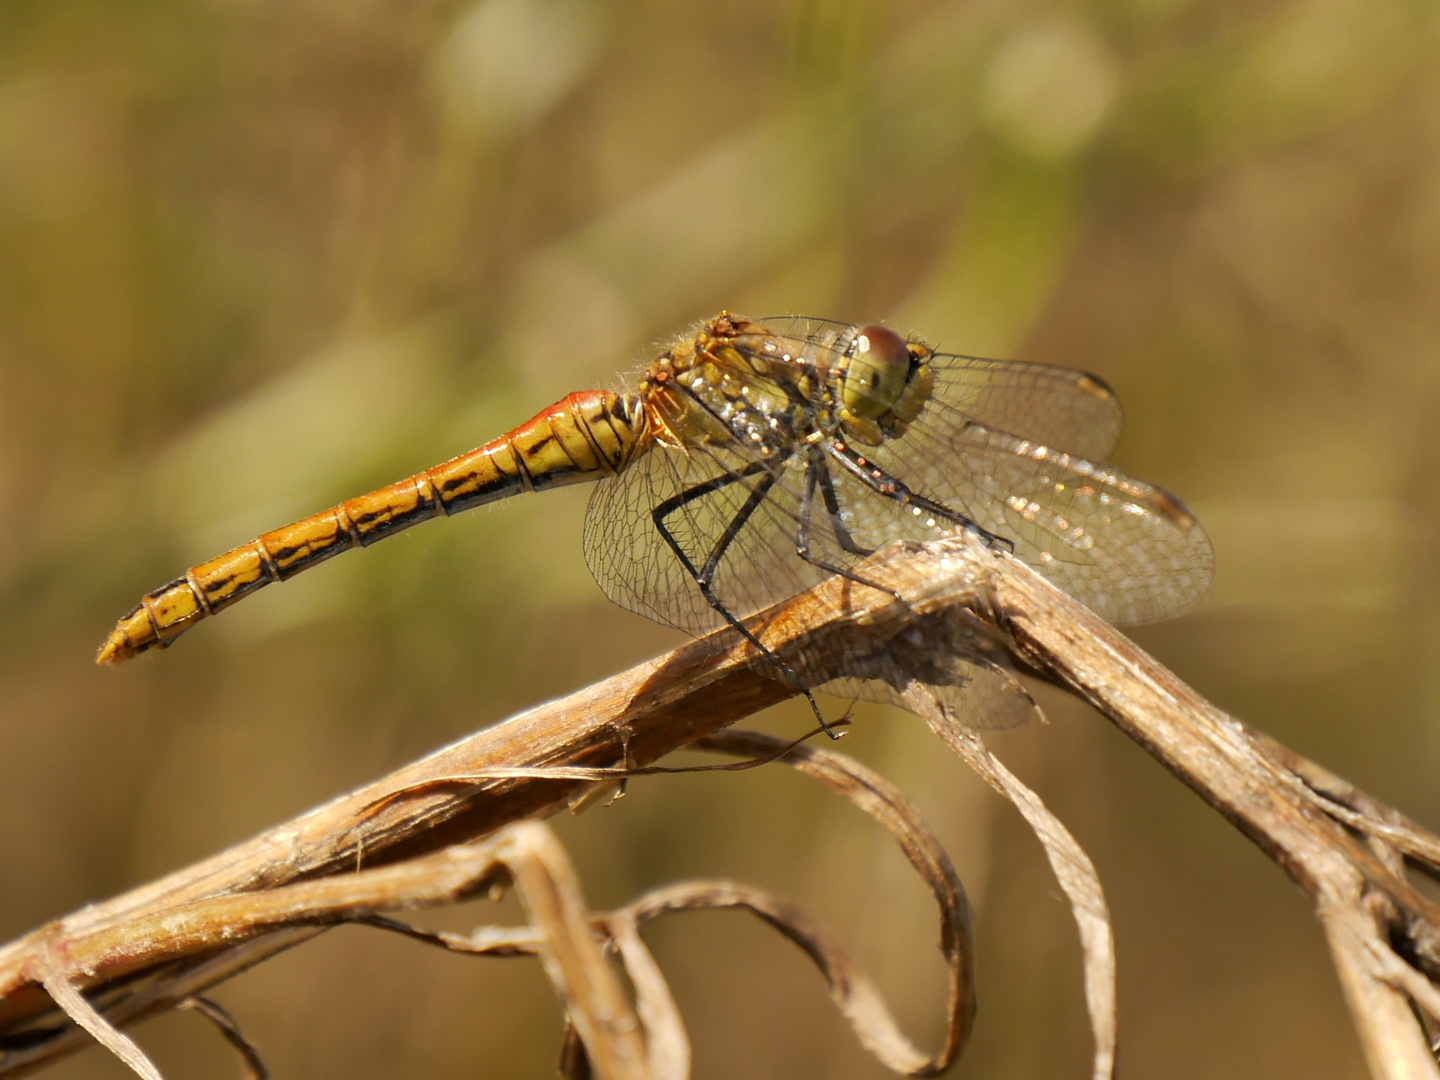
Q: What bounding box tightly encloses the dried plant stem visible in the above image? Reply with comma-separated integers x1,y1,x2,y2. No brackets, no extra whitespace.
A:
1,537,1438,1078
897,686,1116,1080
968,545,1440,1079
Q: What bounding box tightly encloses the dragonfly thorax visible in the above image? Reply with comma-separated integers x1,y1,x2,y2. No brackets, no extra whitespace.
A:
640,320,806,457
638,313,937,458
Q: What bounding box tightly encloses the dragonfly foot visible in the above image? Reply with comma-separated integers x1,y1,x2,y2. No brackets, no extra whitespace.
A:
804,690,846,740
974,525,1015,555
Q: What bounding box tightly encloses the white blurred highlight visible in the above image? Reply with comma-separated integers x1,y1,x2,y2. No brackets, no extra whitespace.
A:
426,0,606,140
981,17,1120,161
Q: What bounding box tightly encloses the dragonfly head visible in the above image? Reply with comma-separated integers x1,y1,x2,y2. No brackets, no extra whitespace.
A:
839,324,935,446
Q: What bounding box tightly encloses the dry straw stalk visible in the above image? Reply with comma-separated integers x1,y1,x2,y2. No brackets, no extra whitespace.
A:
1,537,1438,1078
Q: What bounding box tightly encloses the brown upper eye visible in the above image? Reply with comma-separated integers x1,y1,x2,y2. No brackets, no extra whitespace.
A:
856,324,909,369
843,324,913,420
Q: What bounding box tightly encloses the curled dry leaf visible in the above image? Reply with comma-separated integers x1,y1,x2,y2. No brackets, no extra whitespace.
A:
359,725,979,1078
607,912,690,1080
686,727,976,1077
897,684,1117,1080
355,827,663,1080
176,996,269,1080
615,880,949,1078
471,825,654,1080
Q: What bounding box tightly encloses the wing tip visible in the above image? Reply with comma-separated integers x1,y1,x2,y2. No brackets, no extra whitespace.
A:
1076,373,1118,404
1148,487,1201,531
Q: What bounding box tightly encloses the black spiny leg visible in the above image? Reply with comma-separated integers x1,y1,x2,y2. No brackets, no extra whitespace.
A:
823,441,1015,554
815,457,873,558
652,462,834,734
792,449,903,604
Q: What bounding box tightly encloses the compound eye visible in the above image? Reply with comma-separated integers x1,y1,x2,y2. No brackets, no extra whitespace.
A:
843,324,911,420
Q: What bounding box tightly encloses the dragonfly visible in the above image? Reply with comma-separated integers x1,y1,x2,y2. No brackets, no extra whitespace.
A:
98,312,1214,727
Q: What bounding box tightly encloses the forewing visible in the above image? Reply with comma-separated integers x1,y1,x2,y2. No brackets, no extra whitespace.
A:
769,314,1208,622
861,416,1215,624
926,353,1124,461
753,316,1125,459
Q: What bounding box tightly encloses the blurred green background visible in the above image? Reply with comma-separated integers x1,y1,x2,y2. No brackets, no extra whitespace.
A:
3,0,1439,1076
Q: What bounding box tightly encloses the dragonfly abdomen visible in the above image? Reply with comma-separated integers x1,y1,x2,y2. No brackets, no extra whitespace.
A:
97,389,647,665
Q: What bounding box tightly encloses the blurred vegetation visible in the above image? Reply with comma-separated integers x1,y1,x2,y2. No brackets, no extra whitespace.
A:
2,0,1439,1076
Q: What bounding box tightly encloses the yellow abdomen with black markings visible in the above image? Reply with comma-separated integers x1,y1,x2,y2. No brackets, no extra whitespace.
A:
97,390,647,664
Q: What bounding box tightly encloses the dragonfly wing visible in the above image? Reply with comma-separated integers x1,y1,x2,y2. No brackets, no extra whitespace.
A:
926,353,1124,461
583,442,1038,731
860,415,1215,624
823,665,1036,732
751,316,1125,459
582,441,829,637
820,602,1039,732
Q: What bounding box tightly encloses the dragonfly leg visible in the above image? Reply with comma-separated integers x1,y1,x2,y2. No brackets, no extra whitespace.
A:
811,449,873,558
823,442,1016,554
651,463,836,736
792,451,905,604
